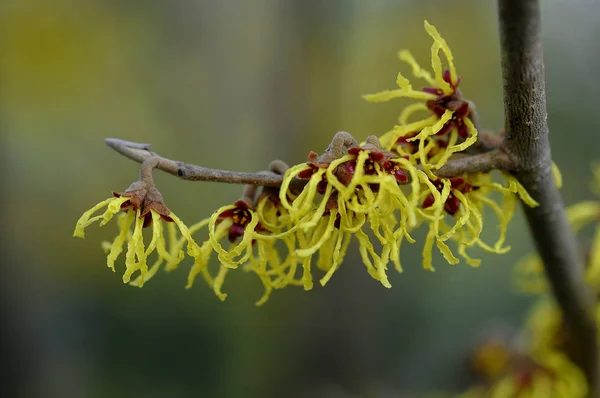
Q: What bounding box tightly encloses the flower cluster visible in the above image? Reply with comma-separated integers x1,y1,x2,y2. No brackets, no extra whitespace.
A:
74,21,541,305
462,334,587,398
455,294,589,398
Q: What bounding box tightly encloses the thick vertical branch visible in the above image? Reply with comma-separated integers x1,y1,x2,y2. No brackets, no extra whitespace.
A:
498,0,598,392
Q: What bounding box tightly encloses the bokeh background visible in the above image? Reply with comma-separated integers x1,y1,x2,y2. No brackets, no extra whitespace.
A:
1,0,599,397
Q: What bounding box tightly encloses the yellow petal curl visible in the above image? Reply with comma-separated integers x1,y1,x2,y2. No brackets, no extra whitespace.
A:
73,196,130,238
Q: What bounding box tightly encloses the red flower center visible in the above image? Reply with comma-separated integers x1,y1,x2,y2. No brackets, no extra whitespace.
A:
217,200,258,243
421,69,470,139
422,177,475,216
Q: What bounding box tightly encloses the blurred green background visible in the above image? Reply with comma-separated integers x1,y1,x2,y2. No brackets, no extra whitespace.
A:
1,0,599,397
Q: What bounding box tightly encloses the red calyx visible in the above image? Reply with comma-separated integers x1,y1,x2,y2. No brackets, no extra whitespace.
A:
298,158,329,195
422,177,475,216
113,191,173,228
323,210,342,230
345,148,409,185
317,177,328,195
421,69,471,140
298,165,318,179
422,193,436,209
423,69,461,98
396,132,420,155
140,213,173,228
423,87,444,96
347,148,385,177
383,161,408,183
442,69,452,85
217,200,255,243
434,101,470,138
444,194,461,216
442,69,462,90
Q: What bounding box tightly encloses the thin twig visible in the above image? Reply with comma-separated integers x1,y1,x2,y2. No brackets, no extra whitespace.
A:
105,138,515,186
498,0,598,392
105,138,286,186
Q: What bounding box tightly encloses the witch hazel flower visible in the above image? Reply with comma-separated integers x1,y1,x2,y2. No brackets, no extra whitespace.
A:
73,178,197,287
415,170,539,270
364,21,478,173
181,196,268,301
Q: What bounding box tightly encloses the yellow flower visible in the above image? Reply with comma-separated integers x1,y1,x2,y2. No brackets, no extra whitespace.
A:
417,172,524,270
380,125,453,170
182,200,268,303
277,141,421,288
459,354,587,398
486,351,587,398
525,298,600,357
471,339,513,379
74,190,196,287
457,294,588,398
364,21,478,172
208,199,261,268
181,196,300,305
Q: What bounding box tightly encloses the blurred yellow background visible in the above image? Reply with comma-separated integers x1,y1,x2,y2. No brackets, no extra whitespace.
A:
2,0,599,397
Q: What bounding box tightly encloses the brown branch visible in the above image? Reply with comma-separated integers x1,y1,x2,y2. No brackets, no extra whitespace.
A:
106,138,515,187
498,0,598,392
105,138,286,187
433,149,512,178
